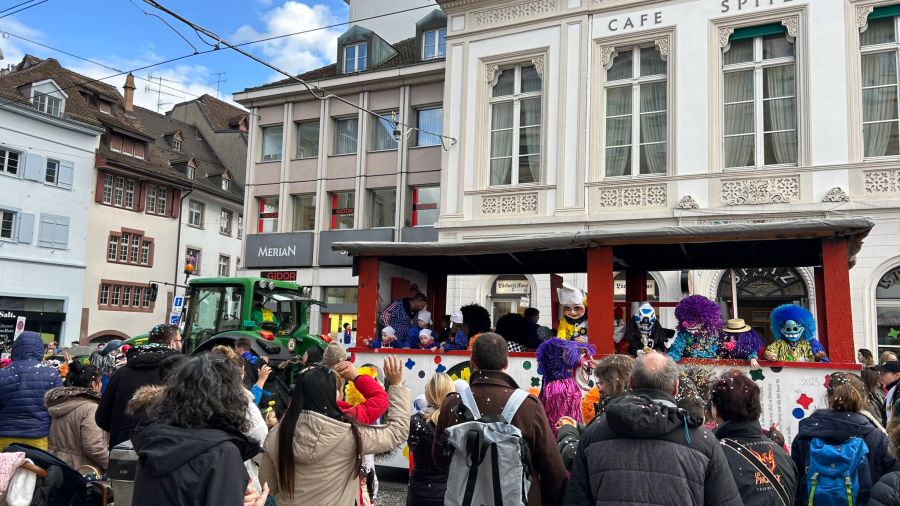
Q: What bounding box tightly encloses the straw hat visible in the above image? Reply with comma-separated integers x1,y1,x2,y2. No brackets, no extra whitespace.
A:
723,318,752,334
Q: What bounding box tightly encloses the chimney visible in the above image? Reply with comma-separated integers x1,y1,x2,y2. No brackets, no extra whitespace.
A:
123,73,136,112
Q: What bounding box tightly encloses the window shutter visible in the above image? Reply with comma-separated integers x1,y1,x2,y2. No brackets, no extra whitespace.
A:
170,188,182,218
23,152,45,182
95,171,105,203
17,213,35,243
58,160,74,190
52,216,69,249
38,215,54,247
138,181,148,212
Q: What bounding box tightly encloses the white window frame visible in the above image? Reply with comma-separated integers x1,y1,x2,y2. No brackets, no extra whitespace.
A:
0,209,16,241
603,45,669,178
220,208,233,236
45,159,60,185
415,107,443,147
33,92,62,117
237,214,243,239
722,31,798,169
218,254,231,277
344,42,368,73
188,200,204,228
861,14,900,159
0,149,21,177
488,63,543,187
423,28,447,60
186,247,202,275
172,138,182,152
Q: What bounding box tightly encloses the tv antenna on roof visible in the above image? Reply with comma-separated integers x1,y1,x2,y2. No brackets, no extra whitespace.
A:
145,74,184,112
208,72,226,99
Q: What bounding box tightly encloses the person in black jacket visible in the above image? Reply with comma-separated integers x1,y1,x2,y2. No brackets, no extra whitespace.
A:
131,353,264,506
565,351,741,506
711,370,797,506
406,372,455,506
792,372,895,506
870,424,900,506
96,324,181,449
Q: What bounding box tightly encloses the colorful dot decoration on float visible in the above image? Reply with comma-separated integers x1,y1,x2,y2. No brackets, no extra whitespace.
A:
404,358,415,370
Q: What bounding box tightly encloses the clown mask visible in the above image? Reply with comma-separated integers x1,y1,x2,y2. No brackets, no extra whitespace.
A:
563,304,586,322
634,303,657,335
781,320,804,342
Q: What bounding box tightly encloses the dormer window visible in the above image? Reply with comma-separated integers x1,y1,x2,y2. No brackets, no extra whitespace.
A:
221,172,231,191
186,158,197,179
99,101,112,115
33,93,62,117
110,134,146,159
423,28,446,60
344,42,368,73
172,138,182,152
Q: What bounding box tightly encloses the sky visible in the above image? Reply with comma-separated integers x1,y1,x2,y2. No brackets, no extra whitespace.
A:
0,0,351,111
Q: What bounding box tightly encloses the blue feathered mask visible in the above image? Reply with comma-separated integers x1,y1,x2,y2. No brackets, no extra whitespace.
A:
770,304,816,343
536,338,596,383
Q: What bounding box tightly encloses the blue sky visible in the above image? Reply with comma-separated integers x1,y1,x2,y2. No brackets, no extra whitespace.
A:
0,0,350,110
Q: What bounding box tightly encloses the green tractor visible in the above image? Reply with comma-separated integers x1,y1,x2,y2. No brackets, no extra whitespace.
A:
127,277,327,362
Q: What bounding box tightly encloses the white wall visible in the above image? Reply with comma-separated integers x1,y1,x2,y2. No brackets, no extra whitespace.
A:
0,106,101,345
348,0,437,43
180,193,245,284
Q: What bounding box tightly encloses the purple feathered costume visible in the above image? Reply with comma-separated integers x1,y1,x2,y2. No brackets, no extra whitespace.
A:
536,338,595,436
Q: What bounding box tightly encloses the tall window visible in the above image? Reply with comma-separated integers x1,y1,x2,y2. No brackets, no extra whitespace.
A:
334,117,359,155
876,266,900,358
258,197,279,233
188,201,204,227
261,125,283,162
371,111,398,151
331,192,355,230
297,121,320,158
0,149,20,176
145,185,169,216
604,45,668,177
723,25,797,168
292,194,316,231
344,42,368,73
369,189,396,227
237,214,243,239
220,209,233,236
172,138,182,152
861,14,900,157
218,255,231,277
423,28,447,60
186,247,202,274
411,187,440,226
221,173,231,191
0,210,16,239
416,108,443,146
489,64,542,186
45,159,59,185
33,93,62,116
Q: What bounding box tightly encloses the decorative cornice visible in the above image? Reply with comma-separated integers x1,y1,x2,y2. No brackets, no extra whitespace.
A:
598,185,666,208
654,36,670,60
531,55,545,78
822,187,850,203
481,193,540,215
857,5,875,31
676,195,700,209
599,46,617,68
472,0,559,27
718,27,735,48
721,176,800,206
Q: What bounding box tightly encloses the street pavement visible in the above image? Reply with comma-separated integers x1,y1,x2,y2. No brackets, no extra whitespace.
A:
376,479,409,506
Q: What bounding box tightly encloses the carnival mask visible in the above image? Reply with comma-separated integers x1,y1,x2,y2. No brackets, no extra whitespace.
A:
563,304,586,321
634,304,657,334
682,321,702,333
574,348,596,391
781,320,804,342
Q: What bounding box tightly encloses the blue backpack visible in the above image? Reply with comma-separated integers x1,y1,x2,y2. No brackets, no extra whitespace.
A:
806,437,869,506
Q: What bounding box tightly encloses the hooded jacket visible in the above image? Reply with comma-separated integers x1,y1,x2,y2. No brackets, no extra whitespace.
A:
714,419,797,506
259,384,411,506
0,331,62,438
565,388,742,506
45,387,109,472
95,343,179,449
791,409,895,506
131,424,260,506
870,463,900,506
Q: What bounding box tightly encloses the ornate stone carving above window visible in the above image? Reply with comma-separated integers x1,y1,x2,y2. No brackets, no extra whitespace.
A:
481,193,539,215
822,187,850,203
858,5,875,30
599,46,617,68
531,55,545,77
865,169,900,194
781,16,799,41
718,27,735,48
721,176,799,205
472,0,559,27
654,37,670,60
677,196,700,209
485,63,500,85
599,185,666,208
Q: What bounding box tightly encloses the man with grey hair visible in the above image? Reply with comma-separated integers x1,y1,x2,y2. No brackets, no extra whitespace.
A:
565,352,741,505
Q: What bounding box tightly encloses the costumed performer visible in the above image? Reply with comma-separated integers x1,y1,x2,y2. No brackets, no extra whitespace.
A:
624,302,673,356
719,318,763,369
764,304,828,362
667,295,725,362
536,337,596,436
557,284,588,343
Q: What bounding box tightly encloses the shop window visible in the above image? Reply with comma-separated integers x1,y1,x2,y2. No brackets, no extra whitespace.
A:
723,24,797,168
257,197,279,233
331,192,355,229
411,187,439,226
324,287,359,305
604,45,668,177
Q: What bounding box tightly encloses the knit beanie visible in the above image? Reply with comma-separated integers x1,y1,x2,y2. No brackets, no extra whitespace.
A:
322,341,347,368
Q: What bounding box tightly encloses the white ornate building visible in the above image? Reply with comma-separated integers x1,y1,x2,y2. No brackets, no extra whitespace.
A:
435,0,900,354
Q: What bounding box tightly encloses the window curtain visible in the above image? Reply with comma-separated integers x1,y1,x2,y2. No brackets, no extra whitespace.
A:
372,114,397,151
490,102,513,185
519,98,541,183
417,109,442,146
334,118,358,154
763,65,797,164
605,86,632,177
724,70,754,168
863,51,899,157
639,81,667,174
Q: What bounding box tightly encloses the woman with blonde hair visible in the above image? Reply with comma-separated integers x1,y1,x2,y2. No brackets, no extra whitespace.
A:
406,373,455,506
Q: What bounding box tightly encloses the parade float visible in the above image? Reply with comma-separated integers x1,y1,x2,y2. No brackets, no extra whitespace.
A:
335,218,871,470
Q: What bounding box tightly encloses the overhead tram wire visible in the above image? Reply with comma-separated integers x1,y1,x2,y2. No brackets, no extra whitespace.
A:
127,0,200,54
0,0,36,15
0,0,47,19
142,0,459,150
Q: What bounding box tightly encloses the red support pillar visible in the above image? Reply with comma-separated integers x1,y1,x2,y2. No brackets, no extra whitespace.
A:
813,267,828,353
625,270,648,319
587,246,615,355
550,274,563,327
821,239,854,363
427,274,447,325
357,256,380,344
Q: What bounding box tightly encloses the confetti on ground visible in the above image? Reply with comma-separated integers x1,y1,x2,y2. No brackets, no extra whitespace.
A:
796,394,814,410
405,359,415,370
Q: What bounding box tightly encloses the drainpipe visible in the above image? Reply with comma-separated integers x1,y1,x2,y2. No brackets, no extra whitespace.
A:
174,187,194,293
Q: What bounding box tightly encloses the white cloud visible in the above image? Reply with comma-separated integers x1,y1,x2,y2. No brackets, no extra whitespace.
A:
0,19,46,67
233,1,343,81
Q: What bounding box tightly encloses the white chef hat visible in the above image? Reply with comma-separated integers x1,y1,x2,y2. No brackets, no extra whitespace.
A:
557,283,585,306
417,310,432,325
382,326,396,337
450,310,464,324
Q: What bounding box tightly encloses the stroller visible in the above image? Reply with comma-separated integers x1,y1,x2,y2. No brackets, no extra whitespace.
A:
3,444,108,506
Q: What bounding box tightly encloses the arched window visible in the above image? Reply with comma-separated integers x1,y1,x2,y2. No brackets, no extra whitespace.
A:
613,272,659,302
876,266,900,357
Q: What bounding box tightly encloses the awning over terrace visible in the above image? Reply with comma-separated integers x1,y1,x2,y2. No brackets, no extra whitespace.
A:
332,218,873,274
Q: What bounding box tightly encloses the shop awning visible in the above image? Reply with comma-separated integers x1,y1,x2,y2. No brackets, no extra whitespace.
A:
332,218,874,275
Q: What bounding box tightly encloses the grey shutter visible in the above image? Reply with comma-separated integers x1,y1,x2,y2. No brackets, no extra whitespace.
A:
17,213,34,243
52,216,69,249
58,160,74,190
23,152,45,182
37,215,54,247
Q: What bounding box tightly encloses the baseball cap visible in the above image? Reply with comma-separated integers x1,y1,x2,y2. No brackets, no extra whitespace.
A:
875,361,900,373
